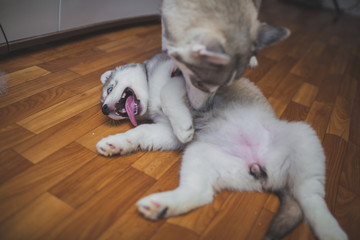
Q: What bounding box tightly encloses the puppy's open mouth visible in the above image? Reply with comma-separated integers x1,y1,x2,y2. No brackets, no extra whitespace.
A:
115,87,140,126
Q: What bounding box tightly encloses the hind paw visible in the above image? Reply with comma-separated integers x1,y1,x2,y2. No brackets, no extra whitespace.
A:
137,196,169,220
96,135,131,156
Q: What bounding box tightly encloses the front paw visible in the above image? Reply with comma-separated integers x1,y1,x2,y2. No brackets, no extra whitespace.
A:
248,56,258,68
96,135,128,156
173,124,194,144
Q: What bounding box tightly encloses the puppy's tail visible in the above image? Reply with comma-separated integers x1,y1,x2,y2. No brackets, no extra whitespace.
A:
265,190,303,240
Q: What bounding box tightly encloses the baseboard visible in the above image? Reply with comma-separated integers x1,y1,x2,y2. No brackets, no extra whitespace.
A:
0,14,161,56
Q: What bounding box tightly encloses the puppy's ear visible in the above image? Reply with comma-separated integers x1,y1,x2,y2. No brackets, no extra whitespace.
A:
100,70,112,84
256,23,290,50
190,44,230,65
168,33,230,66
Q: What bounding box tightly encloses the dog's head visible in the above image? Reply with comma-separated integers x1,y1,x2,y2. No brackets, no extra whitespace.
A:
100,63,149,126
166,23,290,109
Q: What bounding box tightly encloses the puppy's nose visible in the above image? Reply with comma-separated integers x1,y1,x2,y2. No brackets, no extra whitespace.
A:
102,104,110,115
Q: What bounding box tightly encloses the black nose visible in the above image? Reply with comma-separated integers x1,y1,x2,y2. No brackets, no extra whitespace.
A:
102,104,110,115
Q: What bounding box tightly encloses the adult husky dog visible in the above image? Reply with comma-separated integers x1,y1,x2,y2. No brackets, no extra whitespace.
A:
97,54,347,240
161,0,290,109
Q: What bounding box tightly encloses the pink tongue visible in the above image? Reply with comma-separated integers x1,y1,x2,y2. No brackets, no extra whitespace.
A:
125,95,138,126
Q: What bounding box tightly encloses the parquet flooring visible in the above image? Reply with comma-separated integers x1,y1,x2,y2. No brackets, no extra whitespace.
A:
0,1,359,239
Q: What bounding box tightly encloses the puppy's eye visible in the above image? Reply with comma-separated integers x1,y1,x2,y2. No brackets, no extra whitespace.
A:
107,87,113,94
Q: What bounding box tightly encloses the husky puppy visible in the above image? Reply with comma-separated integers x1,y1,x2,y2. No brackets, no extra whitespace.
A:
135,78,347,239
97,55,347,239
161,0,290,109
97,53,194,156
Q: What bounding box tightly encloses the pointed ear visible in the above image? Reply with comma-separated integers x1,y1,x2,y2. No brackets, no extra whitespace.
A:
191,44,230,65
256,23,290,50
100,70,112,84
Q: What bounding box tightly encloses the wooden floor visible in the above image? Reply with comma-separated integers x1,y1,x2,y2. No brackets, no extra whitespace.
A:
0,1,359,239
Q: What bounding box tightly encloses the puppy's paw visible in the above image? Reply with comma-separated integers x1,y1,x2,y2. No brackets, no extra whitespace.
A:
173,123,194,144
248,56,258,68
137,195,169,220
96,135,134,156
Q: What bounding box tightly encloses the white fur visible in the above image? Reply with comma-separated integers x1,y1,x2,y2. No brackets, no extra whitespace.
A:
136,77,347,240
96,54,347,240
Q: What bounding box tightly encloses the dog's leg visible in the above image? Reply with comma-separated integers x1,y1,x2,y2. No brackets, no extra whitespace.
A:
160,77,194,143
137,141,262,220
96,123,183,156
293,179,347,240
137,141,217,220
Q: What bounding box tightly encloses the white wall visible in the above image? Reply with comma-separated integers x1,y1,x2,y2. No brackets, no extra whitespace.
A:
0,0,161,44
0,0,59,43
60,0,161,30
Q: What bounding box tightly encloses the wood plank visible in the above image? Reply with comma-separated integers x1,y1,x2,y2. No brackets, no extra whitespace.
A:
105,24,160,41
46,167,155,240
0,124,34,152
168,191,230,235
0,192,73,240
339,142,360,195
201,192,268,240
243,55,277,83
334,185,360,240
326,96,351,142
0,54,44,73
132,151,181,180
0,149,33,185
0,142,96,222
149,223,199,240
60,67,108,95
263,194,279,213
290,40,326,78
246,208,274,240
69,46,142,75
0,86,76,128
305,101,333,141
17,86,101,134
4,65,49,88
267,73,303,117
292,82,318,107
349,85,360,145
329,47,350,75
0,70,80,108
256,56,297,98
338,74,357,102
322,134,347,212
49,154,144,208
280,101,309,122
96,35,143,53
315,74,341,104
98,161,181,240
76,119,133,153
304,64,327,87
31,34,110,62
283,223,315,240
13,105,106,163
38,48,106,73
